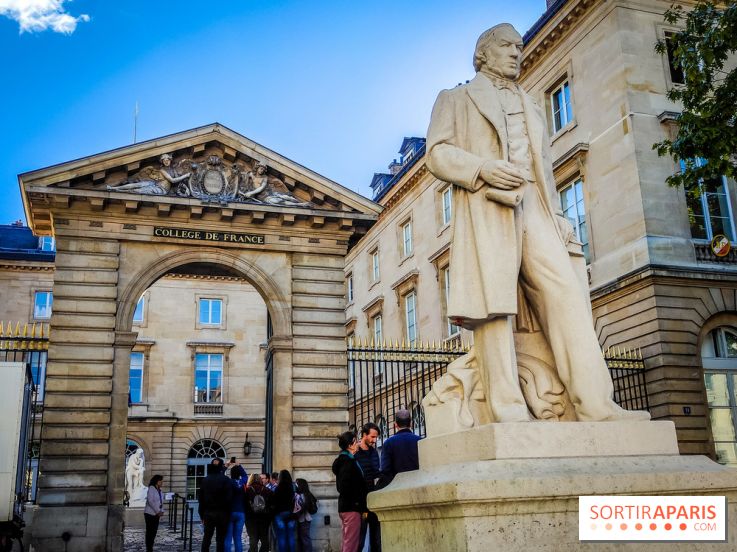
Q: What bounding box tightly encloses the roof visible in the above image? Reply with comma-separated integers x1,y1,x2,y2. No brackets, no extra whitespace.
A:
0,225,55,262
523,0,568,45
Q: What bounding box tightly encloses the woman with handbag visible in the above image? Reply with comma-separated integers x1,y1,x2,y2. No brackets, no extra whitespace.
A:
272,469,298,552
295,478,316,552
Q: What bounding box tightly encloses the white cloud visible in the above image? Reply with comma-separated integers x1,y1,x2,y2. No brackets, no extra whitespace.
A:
0,0,89,34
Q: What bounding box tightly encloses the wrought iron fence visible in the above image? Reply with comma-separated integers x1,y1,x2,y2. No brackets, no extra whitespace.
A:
604,346,650,412
0,321,48,509
348,340,650,440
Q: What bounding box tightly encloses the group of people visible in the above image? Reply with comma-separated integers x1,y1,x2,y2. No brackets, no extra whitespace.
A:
143,460,318,552
333,409,422,552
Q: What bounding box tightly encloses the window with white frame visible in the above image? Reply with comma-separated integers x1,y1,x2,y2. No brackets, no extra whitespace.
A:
441,186,452,226
372,314,383,344
559,178,589,262
701,326,737,467
194,353,223,403
371,249,380,283
683,160,736,242
347,333,355,389
405,291,417,345
129,352,144,404
33,291,53,320
443,267,460,337
347,274,354,303
38,236,55,252
133,296,145,324
550,80,573,133
29,351,47,401
198,298,223,326
402,220,413,257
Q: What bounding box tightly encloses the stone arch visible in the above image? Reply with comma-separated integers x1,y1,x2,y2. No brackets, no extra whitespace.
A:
696,312,737,354
125,433,150,464
115,247,291,338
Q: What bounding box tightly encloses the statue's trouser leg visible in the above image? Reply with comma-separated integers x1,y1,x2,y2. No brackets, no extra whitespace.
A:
473,317,531,422
518,190,642,421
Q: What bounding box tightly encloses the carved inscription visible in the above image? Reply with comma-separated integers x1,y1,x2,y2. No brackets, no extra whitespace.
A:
153,226,265,245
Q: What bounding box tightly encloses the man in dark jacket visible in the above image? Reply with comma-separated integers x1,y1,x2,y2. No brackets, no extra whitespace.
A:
355,423,381,552
378,409,421,487
199,459,234,552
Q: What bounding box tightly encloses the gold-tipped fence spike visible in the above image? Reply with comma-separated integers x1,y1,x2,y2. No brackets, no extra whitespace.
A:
22,323,28,338
14,321,21,337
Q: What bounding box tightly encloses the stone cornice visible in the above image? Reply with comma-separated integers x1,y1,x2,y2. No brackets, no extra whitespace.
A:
521,0,598,74
0,261,54,272
378,160,430,217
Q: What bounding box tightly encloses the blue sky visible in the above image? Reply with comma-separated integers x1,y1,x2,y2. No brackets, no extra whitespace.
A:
0,0,548,225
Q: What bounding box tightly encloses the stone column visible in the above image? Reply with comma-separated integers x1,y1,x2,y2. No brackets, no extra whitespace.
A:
290,252,348,550
31,233,122,552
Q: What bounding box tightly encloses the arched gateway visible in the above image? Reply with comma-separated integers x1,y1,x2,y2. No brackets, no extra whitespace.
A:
19,124,379,551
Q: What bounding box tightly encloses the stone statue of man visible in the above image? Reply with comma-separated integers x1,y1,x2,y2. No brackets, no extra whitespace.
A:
425,23,650,423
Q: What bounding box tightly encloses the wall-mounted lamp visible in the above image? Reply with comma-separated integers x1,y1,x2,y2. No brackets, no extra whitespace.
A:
243,433,252,456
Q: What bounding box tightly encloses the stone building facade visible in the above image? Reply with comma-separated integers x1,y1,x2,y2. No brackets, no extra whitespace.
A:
10,123,379,551
346,0,737,467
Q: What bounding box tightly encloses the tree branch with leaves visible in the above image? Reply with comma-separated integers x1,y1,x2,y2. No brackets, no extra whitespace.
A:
653,1,737,192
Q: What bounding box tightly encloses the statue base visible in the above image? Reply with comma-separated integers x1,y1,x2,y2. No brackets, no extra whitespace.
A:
368,423,737,551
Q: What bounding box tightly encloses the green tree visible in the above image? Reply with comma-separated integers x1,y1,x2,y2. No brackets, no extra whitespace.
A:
654,1,737,191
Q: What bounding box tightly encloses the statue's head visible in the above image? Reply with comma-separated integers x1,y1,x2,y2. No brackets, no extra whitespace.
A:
254,162,267,175
473,23,523,80
160,153,173,167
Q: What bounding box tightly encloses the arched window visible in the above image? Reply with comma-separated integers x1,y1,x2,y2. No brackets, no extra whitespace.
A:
125,439,141,463
375,415,388,448
701,327,737,467
410,402,425,437
186,439,226,501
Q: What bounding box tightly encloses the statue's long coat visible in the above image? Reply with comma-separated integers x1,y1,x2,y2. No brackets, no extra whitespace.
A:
426,73,565,325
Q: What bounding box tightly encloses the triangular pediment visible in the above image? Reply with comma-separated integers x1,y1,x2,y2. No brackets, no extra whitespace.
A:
20,123,381,234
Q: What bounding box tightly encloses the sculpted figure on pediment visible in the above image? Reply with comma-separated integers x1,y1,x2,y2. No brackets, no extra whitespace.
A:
107,153,191,195
239,162,312,207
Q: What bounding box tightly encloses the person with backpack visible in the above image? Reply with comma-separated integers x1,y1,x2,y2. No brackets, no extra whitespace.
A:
294,478,317,552
245,473,273,552
225,464,248,552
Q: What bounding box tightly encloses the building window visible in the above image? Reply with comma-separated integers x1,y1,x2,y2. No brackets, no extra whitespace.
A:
129,352,144,404
375,414,388,447
371,249,380,283
441,187,452,226
701,327,737,467
198,298,223,326
372,315,383,344
684,160,736,242
402,220,413,257
347,333,355,389
664,31,685,85
33,291,53,320
347,274,354,304
410,401,425,437
559,178,589,261
187,439,226,501
443,267,460,337
550,80,573,133
405,291,417,345
28,351,47,401
133,296,145,324
38,236,55,252
194,353,223,403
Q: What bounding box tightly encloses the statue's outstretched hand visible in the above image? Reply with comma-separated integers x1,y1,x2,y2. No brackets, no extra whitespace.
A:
479,160,525,190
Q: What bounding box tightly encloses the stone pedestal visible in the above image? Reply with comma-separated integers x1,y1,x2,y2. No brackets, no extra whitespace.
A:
368,422,737,551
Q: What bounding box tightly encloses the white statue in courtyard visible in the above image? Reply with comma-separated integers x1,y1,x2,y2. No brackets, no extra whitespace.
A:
422,23,650,429
125,448,148,507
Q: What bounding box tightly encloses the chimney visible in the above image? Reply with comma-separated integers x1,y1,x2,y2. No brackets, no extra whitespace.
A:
388,159,402,175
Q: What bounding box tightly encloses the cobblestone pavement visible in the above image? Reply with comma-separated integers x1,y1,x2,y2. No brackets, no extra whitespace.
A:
123,524,249,551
